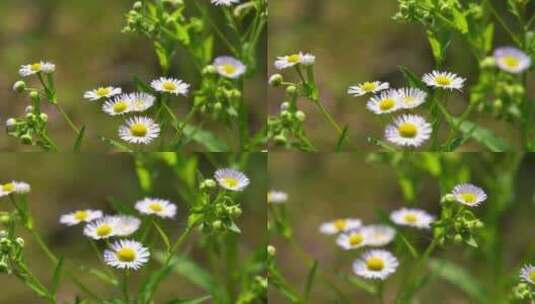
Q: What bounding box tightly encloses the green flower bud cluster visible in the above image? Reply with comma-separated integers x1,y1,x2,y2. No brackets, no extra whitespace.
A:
434,199,483,247
0,231,24,274
511,282,534,302
194,71,242,121
195,189,243,235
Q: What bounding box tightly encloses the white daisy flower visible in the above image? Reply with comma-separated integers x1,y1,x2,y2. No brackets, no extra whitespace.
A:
118,116,160,145
102,94,133,116
0,181,31,197
128,92,155,112
361,225,396,247
268,190,288,204
397,87,428,109
385,114,432,148
274,52,315,70
19,61,55,77
83,216,120,240
422,70,465,90
59,209,103,226
84,86,122,101
211,0,240,6
214,168,250,191
104,239,150,270
366,90,402,114
151,77,190,96
336,230,368,250
520,264,535,285
494,46,531,74
319,218,362,235
353,249,399,280
348,81,390,97
451,183,487,207
214,56,247,79
135,198,177,219
112,215,141,237
390,208,434,230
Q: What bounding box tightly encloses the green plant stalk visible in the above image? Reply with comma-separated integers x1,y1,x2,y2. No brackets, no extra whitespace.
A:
122,270,130,302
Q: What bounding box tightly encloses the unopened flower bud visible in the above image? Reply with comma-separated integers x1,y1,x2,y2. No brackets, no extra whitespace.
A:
21,134,32,145
280,102,290,111
274,134,287,144
15,238,24,248
269,74,283,87
133,1,143,10
453,234,463,243
214,102,223,111
25,106,34,113
29,91,39,102
39,113,48,122
202,65,217,75
267,245,276,256
212,220,222,230
6,119,16,131
295,111,306,122
479,57,496,69
286,85,297,96
13,81,26,93
201,179,216,189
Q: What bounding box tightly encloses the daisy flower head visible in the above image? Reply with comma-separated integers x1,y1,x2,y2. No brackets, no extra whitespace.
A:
0,181,31,197
348,81,390,97
268,190,288,204
128,92,155,112
422,70,465,90
135,198,177,219
520,264,535,285
494,46,531,74
361,225,396,247
336,230,368,250
451,183,487,207
353,249,399,280
83,216,119,240
385,114,432,148
366,89,402,114
102,94,133,116
112,215,141,237
214,56,246,79
19,61,55,77
211,0,240,6
274,52,315,70
319,218,362,235
151,77,190,96
104,239,150,270
397,87,428,109
214,168,250,191
118,116,160,145
390,207,434,229
59,209,103,226
84,86,122,101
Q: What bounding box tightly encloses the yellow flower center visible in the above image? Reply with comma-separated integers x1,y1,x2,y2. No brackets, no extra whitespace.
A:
30,63,42,72
366,257,385,271
149,203,163,212
130,123,148,137
96,224,112,237
530,270,535,282
404,213,418,224
502,56,520,68
116,247,136,262
404,96,415,106
221,64,237,75
459,192,477,204
435,75,451,86
222,177,239,188
96,87,111,97
334,219,347,231
379,98,395,111
360,82,377,92
348,233,364,246
113,101,128,113
74,211,88,221
398,123,418,138
162,81,177,91
2,183,15,192
287,54,301,63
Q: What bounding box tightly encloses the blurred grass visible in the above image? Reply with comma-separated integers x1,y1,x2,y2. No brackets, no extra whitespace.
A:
268,0,535,151
268,153,535,303
0,152,266,303
0,0,266,151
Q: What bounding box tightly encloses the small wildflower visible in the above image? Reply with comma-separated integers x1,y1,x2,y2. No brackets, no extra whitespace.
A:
348,81,390,97
422,71,465,90
19,61,55,77
390,207,434,229
214,56,246,79
83,217,119,240
274,52,315,70
361,225,396,247
102,94,133,116
319,218,362,235
385,114,432,147
353,249,399,280
135,198,177,218
84,86,122,101
214,168,250,191
129,92,155,112
366,90,402,114
268,190,288,204
520,264,535,285
336,230,368,250
397,87,428,109
493,46,531,74
211,0,240,6
112,215,141,236
151,77,190,96
118,116,161,145
59,210,103,226
104,239,150,270
451,183,487,207
0,181,31,197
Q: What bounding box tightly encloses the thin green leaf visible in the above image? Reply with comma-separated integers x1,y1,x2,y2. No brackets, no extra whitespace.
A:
397,232,419,258
453,119,508,152
72,125,86,152
165,296,212,304
338,273,376,295
52,256,64,294
399,66,426,89
139,259,176,303
335,126,349,152
155,252,217,292
303,260,318,301
153,220,171,252
98,136,133,152
182,125,228,151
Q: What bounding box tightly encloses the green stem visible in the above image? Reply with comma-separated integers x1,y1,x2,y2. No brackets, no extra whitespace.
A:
313,100,343,134
484,0,522,47
54,104,80,135
122,270,130,303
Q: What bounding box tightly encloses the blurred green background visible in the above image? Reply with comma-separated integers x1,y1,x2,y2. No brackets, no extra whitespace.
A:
268,0,535,151
269,152,535,303
0,152,266,303
0,0,266,151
